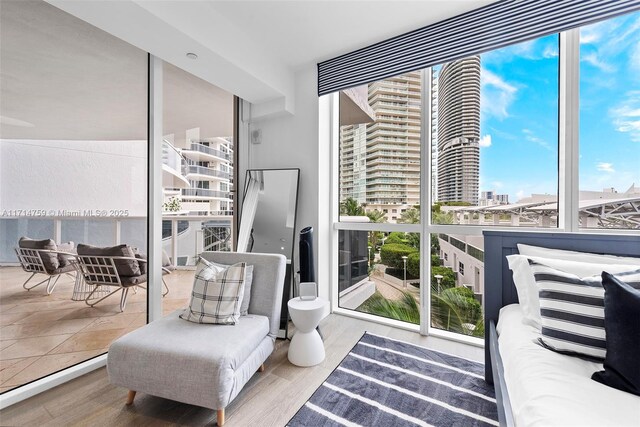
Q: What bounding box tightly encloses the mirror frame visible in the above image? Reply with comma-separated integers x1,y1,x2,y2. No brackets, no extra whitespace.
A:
238,167,300,336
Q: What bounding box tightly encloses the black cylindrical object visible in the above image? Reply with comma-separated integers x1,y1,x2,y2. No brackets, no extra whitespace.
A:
299,226,316,283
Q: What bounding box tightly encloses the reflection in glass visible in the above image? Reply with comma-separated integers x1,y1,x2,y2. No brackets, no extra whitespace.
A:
0,0,147,392
339,229,421,325
339,74,421,224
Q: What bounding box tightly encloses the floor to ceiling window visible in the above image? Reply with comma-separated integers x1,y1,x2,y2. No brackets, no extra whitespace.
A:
579,12,640,229
0,0,147,391
337,77,422,326
160,62,236,316
333,10,639,340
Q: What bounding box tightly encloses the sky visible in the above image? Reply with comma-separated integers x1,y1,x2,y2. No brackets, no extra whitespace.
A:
475,11,640,202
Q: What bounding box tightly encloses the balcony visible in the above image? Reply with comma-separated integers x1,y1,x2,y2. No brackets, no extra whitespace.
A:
186,165,230,181
162,140,190,189
181,142,231,163
181,188,230,200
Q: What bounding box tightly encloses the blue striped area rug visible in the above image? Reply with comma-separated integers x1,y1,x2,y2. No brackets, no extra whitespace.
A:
287,332,498,427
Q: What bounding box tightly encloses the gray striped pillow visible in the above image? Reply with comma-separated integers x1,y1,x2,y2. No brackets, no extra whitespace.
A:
180,258,246,325
529,260,640,360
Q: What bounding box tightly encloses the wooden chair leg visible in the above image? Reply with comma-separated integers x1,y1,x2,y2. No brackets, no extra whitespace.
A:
217,408,225,426
126,390,136,405
258,363,265,372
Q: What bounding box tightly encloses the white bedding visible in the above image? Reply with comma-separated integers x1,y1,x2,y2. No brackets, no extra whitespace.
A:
496,304,640,427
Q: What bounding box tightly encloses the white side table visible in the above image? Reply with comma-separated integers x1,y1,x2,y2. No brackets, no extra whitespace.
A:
287,297,328,367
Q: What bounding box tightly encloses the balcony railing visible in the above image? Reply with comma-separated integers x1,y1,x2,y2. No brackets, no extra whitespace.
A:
0,215,234,267
181,188,230,199
162,139,187,172
189,143,230,161
187,165,230,180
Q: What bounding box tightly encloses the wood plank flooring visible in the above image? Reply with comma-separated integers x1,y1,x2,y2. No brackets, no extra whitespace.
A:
0,313,483,426
0,267,194,392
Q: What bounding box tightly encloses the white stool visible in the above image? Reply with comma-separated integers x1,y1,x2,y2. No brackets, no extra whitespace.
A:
287,297,328,367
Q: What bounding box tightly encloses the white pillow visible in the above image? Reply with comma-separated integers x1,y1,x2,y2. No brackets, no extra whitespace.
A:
517,243,640,265
506,254,640,329
180,258,246,325
208,260,254,316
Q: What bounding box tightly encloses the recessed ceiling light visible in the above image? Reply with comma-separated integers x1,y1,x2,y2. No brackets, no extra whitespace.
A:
186,53,198,60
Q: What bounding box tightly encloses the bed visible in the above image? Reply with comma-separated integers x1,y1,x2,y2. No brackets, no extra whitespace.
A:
483,231,640,427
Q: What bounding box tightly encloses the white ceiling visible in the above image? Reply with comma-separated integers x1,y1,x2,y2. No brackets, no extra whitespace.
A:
47,0,494,116
206,0,497,70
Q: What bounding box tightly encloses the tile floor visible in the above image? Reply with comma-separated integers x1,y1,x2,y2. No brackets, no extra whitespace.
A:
0,266,194,393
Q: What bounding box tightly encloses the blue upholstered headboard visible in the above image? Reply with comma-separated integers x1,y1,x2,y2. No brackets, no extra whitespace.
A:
483,230,640,381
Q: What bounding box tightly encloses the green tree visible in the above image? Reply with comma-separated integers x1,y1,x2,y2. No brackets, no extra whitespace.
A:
359,291,419,324
340,197,365,216
366,209,387,223
385,232,408,245
431,253,442,267
398,206,420,224
407,252,420,277
430,266,456,289
431,286,483,336
379,243,417,269
368,230,384,256
430,233,440,254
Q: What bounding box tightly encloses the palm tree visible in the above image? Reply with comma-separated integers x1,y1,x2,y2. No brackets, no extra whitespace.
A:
430,287,483,336
339,197,365,216
366,209,387,223
359,291,419,324
398,207,420,224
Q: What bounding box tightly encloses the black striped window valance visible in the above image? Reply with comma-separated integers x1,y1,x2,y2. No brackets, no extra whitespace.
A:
318,0,640,96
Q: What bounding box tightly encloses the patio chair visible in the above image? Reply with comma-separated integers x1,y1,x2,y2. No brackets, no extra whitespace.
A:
15,237,77,294
77,244,170,311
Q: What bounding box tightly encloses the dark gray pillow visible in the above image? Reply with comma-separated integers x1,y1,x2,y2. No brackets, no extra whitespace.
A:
57,241,76,267
135,253,147,274
592,272,640,396
19,237,59,272
77,244,140,277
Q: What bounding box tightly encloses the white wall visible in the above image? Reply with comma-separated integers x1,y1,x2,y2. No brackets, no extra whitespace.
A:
0,140,147,216
241,65,331,304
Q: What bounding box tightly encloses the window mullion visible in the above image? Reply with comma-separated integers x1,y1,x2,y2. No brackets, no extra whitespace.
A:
421,68,432,336
559,29,580,232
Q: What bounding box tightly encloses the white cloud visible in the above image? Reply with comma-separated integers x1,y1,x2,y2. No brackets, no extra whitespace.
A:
581,52,616,73
596,162,615,173
522,129,552,151
542,45,558,58
631,41,640,70
479,134,492,147
610,92,640,142
516,190,525,201
481,69,517,119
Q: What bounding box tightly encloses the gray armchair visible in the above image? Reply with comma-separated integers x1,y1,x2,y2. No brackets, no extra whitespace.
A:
76,244,171,312
106,251,286,426
15,237,77,294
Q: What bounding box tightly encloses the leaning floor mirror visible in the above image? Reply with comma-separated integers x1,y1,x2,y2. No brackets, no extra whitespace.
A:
237,168,300,338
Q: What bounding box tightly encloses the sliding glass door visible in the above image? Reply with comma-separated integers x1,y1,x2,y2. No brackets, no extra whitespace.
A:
0,0,148,392
159,62,236,315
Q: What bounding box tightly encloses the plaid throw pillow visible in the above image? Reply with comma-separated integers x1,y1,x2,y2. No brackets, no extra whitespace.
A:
180,258,246,325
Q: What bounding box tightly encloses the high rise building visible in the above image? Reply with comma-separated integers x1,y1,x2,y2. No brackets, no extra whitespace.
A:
340,71,421,216
436,56,481,205
431,68,439,204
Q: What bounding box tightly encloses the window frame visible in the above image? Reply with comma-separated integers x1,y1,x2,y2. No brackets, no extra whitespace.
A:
329,27,638,347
